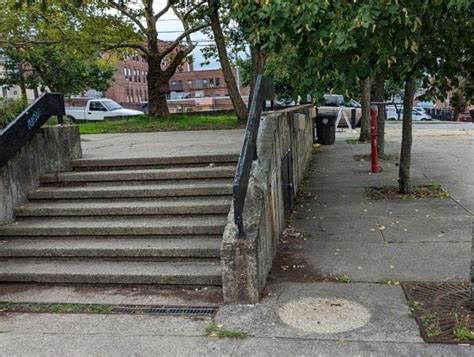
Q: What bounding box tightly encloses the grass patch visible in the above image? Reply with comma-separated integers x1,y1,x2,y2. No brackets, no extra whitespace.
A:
353,153,400,161
335,275,352,283
366,182,450,200
346,138,370,144
205,323,248,339
72,114,241,134
453,325,474,341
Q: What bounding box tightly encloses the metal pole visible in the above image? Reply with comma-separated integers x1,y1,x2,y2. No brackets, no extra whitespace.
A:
370,105,379,173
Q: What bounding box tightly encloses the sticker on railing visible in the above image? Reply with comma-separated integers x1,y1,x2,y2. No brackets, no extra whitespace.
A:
27,109,42,130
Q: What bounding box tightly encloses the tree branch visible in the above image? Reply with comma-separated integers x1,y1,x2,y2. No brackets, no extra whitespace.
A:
182,0,207,21
164,44,194,77
108,1,146,34
103,42,151,57
159,22,208,59
154,0,173,22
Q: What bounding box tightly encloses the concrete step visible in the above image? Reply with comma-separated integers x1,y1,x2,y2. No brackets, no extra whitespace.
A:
41,166,236,184
39,178,233,187
0,237,221,258
0,234,223,240
72,154,239,171
0,217,227,237
26,195,232,204
28,183,233,200
15,198,231,217
0,259,222,285
0,283,223,306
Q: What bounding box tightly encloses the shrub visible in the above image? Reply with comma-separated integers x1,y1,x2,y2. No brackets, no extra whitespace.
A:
0,98,26,130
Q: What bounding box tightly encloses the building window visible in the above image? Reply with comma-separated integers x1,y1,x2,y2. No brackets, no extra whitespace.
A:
209,78,214,87
187,80,193,89
216,78,220,87
123,68,127,80
195,79,203,89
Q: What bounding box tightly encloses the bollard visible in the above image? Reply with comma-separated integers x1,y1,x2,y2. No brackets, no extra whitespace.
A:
370,106,379,173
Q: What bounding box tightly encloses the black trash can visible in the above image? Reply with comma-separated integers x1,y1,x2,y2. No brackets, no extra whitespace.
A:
316,114,337,145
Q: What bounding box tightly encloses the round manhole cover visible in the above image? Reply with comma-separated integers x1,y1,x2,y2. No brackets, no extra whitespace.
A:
278,297,371,333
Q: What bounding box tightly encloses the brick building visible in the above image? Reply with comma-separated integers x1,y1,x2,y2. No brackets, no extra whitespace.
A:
104,48,248,108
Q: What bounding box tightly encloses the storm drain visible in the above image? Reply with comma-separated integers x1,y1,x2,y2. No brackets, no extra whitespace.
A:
403,282,473,344
0,301,218,316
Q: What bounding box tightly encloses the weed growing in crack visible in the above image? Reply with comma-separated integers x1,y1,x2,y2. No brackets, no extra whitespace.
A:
420,311,441,337
205,323,248,339
335,275,352,283
382,279,400,286
453,325,474,341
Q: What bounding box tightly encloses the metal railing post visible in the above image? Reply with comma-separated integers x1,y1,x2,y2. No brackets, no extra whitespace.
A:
231,75,274,237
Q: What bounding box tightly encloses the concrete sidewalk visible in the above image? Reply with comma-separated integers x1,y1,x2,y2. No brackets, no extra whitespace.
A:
1,126,472,356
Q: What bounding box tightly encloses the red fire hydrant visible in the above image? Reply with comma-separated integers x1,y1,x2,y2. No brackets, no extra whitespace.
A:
370,105,380,173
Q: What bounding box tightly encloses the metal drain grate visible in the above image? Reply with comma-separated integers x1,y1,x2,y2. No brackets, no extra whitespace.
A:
403,282,473,344
0,301,218,316
114,305,217,315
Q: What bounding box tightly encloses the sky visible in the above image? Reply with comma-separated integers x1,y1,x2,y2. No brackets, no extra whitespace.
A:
149,0,220,70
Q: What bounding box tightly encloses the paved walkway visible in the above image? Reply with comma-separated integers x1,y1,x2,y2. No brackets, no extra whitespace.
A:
80,129,244,159
1,124,472,356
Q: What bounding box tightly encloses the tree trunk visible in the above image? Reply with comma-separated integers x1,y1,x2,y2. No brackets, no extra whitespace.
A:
398,75,416,193
18,65,27,104
359,77,371,142
374,74,386,156
208,0,248,123
248,44,267,109
147,57,170,117
19,81,27,104
144,1,170,117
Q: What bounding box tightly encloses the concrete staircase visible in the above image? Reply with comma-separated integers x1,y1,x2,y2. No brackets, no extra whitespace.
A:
0,154,238,287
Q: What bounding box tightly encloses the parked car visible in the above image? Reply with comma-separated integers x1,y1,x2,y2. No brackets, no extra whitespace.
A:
386,107,432,121
140,102,149,114
458,111,472,122
317,95,362,127
66,99,143,121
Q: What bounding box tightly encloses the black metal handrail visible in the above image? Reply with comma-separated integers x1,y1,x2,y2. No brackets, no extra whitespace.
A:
232,75,266,236
0,93,65,167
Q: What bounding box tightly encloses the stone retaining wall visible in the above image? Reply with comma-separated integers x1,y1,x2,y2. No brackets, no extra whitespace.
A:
221,105,314,303
0,126,82,225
